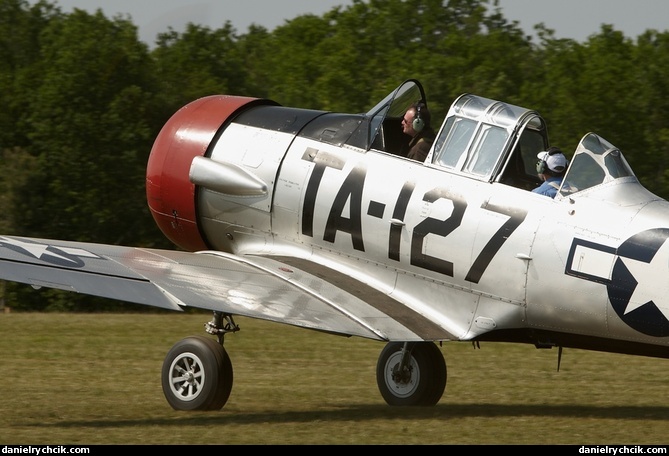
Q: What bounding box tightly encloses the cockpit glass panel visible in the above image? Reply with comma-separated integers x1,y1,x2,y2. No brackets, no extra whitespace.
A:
604,150,634,179
431,93,543,182
561,153,605,194
364,79,426,153
465,125,509,177
486,103,526,128
433,117,477,168
559,133,636,196
366,81,423,118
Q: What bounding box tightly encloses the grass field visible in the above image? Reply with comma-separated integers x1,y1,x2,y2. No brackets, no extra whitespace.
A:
0,312,668,445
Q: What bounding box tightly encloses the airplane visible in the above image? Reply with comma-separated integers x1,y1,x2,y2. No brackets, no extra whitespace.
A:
0,78,668,411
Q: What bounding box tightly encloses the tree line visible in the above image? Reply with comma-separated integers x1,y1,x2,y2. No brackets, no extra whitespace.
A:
1,0,668,310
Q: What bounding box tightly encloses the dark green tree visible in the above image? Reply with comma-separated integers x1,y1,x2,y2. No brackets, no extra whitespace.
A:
0,0,61,150
632,30,669,197
7,7,165,310
19,8,160,244
234,24,274,98
151,21,254,112
258,13,339,109
520,24,657,193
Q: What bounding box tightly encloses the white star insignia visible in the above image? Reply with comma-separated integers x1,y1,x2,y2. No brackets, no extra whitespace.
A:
619,238,669,319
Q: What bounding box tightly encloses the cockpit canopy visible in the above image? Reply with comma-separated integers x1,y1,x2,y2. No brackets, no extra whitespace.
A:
427,93,548,186
558,133,636,197
332,79,639,197
367,80,638,197
362,80,549,190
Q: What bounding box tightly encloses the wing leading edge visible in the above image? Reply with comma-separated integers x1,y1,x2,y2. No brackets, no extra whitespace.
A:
0,236,458,342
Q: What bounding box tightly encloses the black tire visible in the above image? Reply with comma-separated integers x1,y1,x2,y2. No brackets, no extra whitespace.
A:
376,341,446,406
423,341,447,405
161,336,233,411
197,336,233,411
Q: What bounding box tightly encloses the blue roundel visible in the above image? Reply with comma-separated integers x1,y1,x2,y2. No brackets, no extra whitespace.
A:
607,228,669,337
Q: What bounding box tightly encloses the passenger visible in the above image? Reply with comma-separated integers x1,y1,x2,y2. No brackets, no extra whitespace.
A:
532,147,569,198
400,102,435,162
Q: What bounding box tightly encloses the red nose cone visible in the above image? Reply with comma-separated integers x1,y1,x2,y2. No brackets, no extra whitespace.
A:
146,95,259,251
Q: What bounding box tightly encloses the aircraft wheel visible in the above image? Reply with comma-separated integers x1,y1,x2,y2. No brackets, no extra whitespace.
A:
161,336,233,411
376,341,446,406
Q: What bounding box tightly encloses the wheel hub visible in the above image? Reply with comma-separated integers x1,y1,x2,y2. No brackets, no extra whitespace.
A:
391,364,412,385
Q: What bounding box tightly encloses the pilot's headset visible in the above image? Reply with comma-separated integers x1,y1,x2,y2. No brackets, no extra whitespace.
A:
536,147,563,174
412,102,426,133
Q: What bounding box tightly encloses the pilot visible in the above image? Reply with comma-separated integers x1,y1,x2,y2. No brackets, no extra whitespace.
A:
532,147,569,198
401,102,435,162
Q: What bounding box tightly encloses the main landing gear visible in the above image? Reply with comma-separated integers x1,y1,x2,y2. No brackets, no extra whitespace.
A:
376,341,447,406
160,312,448,410
161,312,238,411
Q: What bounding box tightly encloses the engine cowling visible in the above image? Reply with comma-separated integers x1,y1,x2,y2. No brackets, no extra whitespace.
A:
146,95,274,251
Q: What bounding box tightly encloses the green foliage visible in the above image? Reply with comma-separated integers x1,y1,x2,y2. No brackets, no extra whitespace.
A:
0,147,38,233
262,14,339,108
20,8,158,245
0,2,165,309
0,0,61,149
631,30,669,197
2,0,669,309
152,21,254,108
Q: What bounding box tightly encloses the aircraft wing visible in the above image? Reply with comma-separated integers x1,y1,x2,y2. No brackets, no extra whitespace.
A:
0,235,455,342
